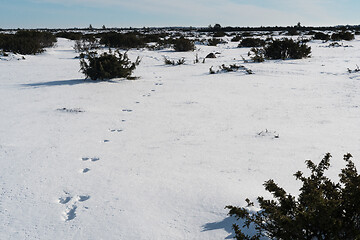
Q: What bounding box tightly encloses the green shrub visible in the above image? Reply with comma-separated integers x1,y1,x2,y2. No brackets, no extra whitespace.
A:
173,37,195,51
226,153,360,240
100,32,146,49
207,38,224,46
313,32,330,41
231,35,242,42
248,47,265,62
74,36,100,53
238,38,265,48
55,31,83,40
0,30,56,55
331,31,355,41
264,38,311,60
80,50,140,80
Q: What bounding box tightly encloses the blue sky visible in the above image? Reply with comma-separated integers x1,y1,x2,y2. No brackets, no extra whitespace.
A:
1,0,360,28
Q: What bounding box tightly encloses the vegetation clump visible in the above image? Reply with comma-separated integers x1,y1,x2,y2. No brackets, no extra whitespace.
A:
210,64,253,74
173,37,195,52
331,31,355,41
264,38,311,60
226,153,360,240
80,50,140,80
0,30,56,55
238,38,265,48
164,56,185,65
313,32,330,41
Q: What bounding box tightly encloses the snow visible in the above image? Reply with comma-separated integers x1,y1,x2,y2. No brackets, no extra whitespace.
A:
1,36,360,239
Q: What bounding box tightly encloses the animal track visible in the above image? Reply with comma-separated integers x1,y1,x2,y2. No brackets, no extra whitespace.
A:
63,205,77,221
81,157,100,162
122,109,133,112
82,168,90,173
78,195,90,202
109,129,123,132
58,196,71,204
103,140,110,143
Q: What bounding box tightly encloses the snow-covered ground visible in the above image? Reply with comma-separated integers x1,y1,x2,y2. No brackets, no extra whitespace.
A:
1,36,360,239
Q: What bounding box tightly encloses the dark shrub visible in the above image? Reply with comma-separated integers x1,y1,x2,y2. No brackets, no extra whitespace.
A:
173,37,195,52
100,32,146,49
74,36,100,53
207,38,223,46
80,50,140,80
264,38,311,59
238,38,265,48
231,35,242,42
55,31,83,40
213,31,226,38
313,32,330,41
0,30,56,55
226,153,360,240
331,31,355,41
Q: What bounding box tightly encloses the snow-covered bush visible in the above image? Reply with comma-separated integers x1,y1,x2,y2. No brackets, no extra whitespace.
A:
226,153,360,240
79,50,140,80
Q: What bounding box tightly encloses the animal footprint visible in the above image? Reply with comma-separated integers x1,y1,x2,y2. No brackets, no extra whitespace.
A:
103,140,110,143
81,157,89,161
91,157,100,162
58,196,72,204
82,168,90,173
155,83,163,86
63,205,77,221
109,129,123,132
122,109,133,112
78,195,90,202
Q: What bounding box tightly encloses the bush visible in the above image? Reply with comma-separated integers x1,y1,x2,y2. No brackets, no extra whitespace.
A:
74,36,100,53
100,32,146,49
207,38,224,46
0,30,56,55
226,153,360,240
238,38,265,48
80,50,140,80
164,56,185,65
173,37,195,51
248,47,265,62
331,31,355,41
313,32,330,41
55,31,83,40
264,38,311,60
231,35,242,42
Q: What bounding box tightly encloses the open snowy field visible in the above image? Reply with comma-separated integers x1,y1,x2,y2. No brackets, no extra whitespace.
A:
1,35,360,239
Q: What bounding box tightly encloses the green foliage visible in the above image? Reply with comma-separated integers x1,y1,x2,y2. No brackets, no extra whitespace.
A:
55,31,83,40
248,48,265,63
80,50,140,80
231,35,242,42
207,38,223,46
264,38,311,60
164,56,185,65
173,37,195,52
100,32,146,49
238,38,265,48
313,32,330,41
331,31,355,41
0,30,56,55
226,153,360,240
74,36,100,53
